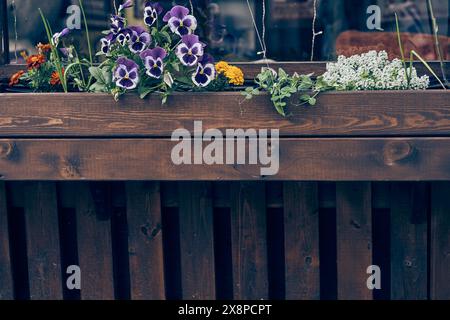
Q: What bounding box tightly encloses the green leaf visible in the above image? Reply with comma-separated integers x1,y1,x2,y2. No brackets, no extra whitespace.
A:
308,97,317,105
89,67,104,82
411,50,446,90
139,86,154,99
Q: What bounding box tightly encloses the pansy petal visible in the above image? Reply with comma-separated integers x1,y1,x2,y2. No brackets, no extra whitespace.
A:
183,15,197,30
118,78,136,89
170,5,189,19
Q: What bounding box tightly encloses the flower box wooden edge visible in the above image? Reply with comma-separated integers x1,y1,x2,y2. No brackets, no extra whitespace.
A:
0,90,449,181
0,90,449,137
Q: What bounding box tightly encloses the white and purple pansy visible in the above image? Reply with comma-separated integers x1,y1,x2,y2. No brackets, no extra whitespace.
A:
110,15,126,35
116,29,132,46
128,26,151,53
52,28,70,47
144,2,163,27
113,57,140,90
140,47,167,79
192,54,216,87
176,34,204,67
118,0,133,13
163,5,197,36
100,33,115,55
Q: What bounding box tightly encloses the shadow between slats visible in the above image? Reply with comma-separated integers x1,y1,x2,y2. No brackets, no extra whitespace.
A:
5,182,29,300
0,182,13,299
161,182,182,300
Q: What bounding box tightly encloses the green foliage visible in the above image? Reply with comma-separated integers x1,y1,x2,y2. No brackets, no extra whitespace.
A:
395,13,446,90
242,68,328,117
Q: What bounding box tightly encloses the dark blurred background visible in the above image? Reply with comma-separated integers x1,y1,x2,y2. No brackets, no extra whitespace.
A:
3,0,450,62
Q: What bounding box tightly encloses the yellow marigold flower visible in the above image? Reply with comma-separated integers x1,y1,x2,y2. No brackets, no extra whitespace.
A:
224,66,244,86
215,61,230,74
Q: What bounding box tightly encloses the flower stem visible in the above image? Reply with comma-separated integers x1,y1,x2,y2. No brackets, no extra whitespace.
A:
79,0,94,87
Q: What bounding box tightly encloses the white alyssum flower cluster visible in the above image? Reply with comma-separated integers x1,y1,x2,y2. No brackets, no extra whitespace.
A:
322,51,429,90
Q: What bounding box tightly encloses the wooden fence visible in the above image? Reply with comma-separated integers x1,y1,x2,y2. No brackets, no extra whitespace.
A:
1,180,449,300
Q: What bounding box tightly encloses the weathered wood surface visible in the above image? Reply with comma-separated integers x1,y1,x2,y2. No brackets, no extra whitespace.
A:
0,91,449,137
73,183,115,300
1,138,450,180
231,182,268,300
20,182,63,300
390,183,428,300
336,182,372,300
178,182,216,300
283,182,320,300
126,182,165,300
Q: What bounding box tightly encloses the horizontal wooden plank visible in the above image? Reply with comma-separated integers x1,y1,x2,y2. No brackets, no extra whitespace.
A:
1,138,450,180
0,91,449,137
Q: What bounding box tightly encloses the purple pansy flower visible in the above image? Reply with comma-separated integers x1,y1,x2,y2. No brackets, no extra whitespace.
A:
116,28,132,46
113,57,140,90
144,2,163,27
110,15,126,34
163,5,197,36
176,34,204,66
140,47,167,79
128,26,151,53
100,33,115,55
52,28,70,46
192,54,216,87
118,0,133,13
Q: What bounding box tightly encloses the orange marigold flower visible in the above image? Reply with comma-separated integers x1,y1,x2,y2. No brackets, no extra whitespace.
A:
9,70,25,87
50,68,65,86
37,42,52,54
26,54,46,70
215,61,230,74
224,65,245,86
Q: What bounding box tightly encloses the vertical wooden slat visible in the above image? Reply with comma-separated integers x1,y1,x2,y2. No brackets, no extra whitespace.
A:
178,182,216,300
23,182,63,300
231,182,268,300
76,183,114,300
336,182,372,300
126,182,165,300
0,181,13,299
283,182,320,300
430,182,450,300
390,182,427,300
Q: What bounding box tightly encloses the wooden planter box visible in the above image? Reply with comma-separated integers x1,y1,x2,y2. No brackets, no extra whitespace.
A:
1,90,450,301
0,90,449,181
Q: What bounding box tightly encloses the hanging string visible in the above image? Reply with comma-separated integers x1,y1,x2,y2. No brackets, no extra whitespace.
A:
310,0,323,61
245,0,268,62
261,0,267,56
11,0,18,63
